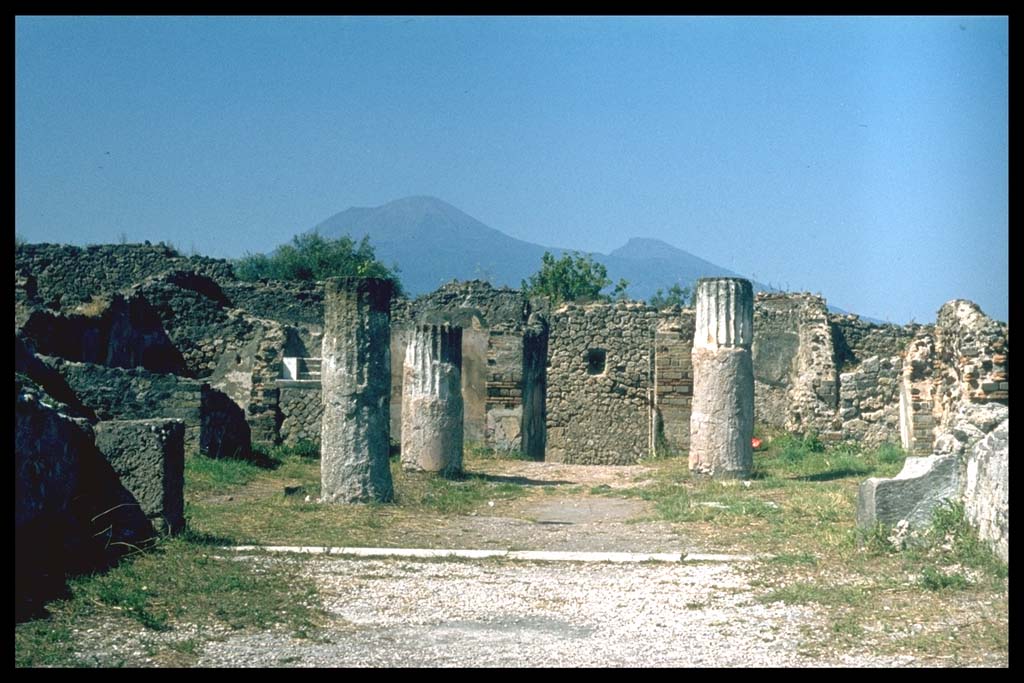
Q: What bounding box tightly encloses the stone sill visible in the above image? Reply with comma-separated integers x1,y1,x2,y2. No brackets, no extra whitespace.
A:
274,379,322,389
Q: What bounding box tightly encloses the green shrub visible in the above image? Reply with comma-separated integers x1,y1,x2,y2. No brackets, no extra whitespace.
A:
920,566,970,591
876,441,906,465
291,439,320,460
775,431,824,464
235,233,402,294
521,251,627,304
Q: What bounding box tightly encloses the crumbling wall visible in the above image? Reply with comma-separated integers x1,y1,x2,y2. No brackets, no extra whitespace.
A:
15,273,40,328
546,301,657,465
830,314,919,372
37,356,249,459
838,355,903,445
130,272,246,378
653,309,695,455
221,280,325,329
933,300,1008,423
19,293,187,375
861,300,1009,564
391,280,529,331
14,242,233,311
753,293,839,436
961,418,1008,563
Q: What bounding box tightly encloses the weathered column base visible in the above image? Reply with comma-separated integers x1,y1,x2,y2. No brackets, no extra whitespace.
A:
321,396,394,504
401,396,463,475
689,347,754,479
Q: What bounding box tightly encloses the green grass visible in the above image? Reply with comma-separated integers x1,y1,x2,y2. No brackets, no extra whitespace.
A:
15,532,326,667
182,444,529,547
464,442,534,461
184,454,267,496
919,566,970,591
759,582,866,607
595,433,1006,663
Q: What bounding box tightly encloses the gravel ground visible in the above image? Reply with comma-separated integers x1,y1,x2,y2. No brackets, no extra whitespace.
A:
71,554,926,668
58,460,1005,667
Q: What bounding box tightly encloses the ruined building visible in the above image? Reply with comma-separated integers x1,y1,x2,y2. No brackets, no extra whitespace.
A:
15,242,1009,606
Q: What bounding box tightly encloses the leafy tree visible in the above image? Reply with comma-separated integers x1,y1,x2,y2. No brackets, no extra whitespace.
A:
234,233,402,295
521,251,628,305
648,283,694,309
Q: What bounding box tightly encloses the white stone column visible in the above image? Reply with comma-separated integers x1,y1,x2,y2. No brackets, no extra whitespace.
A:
689,278,755,479
401,323,464,475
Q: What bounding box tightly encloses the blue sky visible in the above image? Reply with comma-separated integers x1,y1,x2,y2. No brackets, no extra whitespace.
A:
15,16,1008,323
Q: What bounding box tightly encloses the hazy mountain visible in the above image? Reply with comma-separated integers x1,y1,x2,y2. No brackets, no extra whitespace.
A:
313,196,562,295
311,196,871,319
603,237,761,299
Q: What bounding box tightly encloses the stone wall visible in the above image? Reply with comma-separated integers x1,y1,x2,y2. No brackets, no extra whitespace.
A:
898,300,1009,457
933,300,1008,422
653,309,695,455
392,279,529,331
961,418,1008,563
15,242,233,311
752,293,839,437
838,355,903,445
860,299,1009,564
221,280,325,329
130,272,250,378
830,314,918,372
19,293,187,375
546,301,659,465
16,375,155,619
37,356,249,459
277,381,324,447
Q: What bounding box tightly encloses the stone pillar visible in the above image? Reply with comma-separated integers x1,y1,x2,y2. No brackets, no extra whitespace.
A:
401,323,464,475
320,277,394,503
689,278,755,479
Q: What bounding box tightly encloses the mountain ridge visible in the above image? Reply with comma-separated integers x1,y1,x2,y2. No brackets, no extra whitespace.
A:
310,196,874,320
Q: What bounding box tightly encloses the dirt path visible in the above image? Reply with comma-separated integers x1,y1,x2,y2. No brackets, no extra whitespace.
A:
397,460,690,553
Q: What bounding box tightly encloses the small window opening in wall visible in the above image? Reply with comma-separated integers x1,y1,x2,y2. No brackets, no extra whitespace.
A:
586,348,607,376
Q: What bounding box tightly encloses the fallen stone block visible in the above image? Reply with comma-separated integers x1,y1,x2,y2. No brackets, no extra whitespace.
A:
856,454,959,530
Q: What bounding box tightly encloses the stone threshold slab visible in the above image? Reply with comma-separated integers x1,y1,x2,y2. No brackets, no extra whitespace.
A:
226,545,769,563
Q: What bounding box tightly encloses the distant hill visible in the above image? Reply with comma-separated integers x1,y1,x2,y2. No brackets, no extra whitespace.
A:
310,196,875,320
313,196,558,295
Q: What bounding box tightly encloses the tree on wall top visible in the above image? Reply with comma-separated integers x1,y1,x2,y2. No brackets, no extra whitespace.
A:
521,251,628,305
648,283,694,309
234,233,403,295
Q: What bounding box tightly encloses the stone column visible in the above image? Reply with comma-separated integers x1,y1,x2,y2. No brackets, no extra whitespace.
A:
401,323,464,475
689,278,755,479
320,277,394,503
